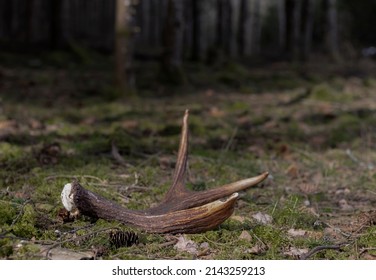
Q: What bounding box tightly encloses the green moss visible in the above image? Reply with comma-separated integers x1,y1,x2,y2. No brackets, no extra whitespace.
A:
285,121,305,141
12,204,38,238
272,196,316,229
311,84,335,101
327,114,363,146
0,142,23,160
358,226,376,247
363,77,376,87
0,202,17,226
14,243,41,260
310,84,353,103
0,238,13,258
252,225,287,259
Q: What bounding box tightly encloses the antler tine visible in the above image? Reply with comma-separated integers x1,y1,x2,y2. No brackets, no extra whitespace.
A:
163,109,190,200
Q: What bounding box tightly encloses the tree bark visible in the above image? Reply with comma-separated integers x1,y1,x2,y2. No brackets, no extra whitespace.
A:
326,0,340,61
50,0,63,49
25,0,35,45
229,0,240,57
191,0,201,60
251,0,262,55
277,0,286,52
161,0,185,84
216,0,232,56
301,0,314,61
115,0,135,94
238,0,249,56
292,0,302,60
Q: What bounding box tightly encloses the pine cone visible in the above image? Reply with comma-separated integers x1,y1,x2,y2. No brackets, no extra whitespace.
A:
109,230,139,248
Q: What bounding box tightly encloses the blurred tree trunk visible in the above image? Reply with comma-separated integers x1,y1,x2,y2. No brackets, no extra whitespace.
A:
200,0,217,63
50,0,63,49
161,0,185,84
277,0,286,52
285,0,314,61
191,0,201,60
140,0,150,45
25,0,35,44
251,0,262,55
301,0,314,61
216,0,231,56
285,0,301,60
115,0,135,94
229,0,240,57
238,0,248,56
325,0,340,61
183,0,193,59
292,0,302,60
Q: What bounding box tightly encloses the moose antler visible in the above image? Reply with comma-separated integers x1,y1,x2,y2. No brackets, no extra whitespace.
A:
61,110,268,234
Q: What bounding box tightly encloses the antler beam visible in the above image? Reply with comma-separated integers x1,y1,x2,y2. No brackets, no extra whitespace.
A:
61,110,268,234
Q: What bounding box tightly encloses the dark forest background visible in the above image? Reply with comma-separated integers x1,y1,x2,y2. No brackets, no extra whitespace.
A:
1,0,376,94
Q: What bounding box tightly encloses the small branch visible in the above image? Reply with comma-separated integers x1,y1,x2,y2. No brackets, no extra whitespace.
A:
111,141,132,168
10,199,31,227
345,149,374,170
280,88,312,106
158,240,178,248
300,244,345,260
89,183,148,192
359,247,376,256
323,222,352,238
42,226,120,259
44,175,105,182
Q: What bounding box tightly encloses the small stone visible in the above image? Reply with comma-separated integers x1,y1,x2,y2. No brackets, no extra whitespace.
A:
288,228,306,237
339,199,353,211
252,212,273,225
239,230,252,242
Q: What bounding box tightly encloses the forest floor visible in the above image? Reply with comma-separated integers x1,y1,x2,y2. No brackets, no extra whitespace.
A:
0,51,376,259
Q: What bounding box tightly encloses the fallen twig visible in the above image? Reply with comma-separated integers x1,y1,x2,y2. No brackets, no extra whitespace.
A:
89,183,148,192
111,141,132,167
10,199,31,227
300,244,345,260
280,88,312,106
359,247,376,256
42,226,121,259
44,175,105,182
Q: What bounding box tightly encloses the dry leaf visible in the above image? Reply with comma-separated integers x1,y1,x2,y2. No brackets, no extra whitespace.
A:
252,212,273,225
209,106,225,117
231,215,249,223
299,183,318,195
40,245,94,260
121,120,139,130
28,118,43,129
338,199,353,211
284,247,309,257
335,188,350,195
239,230,252,242
362,253,376,260
0,120,17,130
246,244,266,254
286,164,299,178
174,235,198,255
200,242,210,249
288,228,306,237
197,242,211,257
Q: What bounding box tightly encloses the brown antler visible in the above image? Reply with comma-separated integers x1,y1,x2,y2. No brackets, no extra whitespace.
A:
61,110,268,234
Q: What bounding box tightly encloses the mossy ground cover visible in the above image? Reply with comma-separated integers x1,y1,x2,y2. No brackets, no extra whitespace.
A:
0,54,376,259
